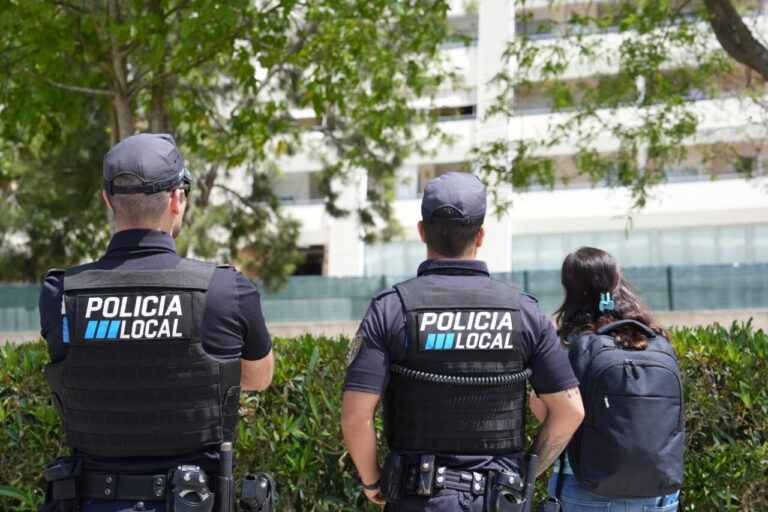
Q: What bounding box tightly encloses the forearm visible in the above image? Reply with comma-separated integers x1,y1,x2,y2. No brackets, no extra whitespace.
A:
530,387,584,476
341,391,381,485
530,420,573,476
342,416,380,485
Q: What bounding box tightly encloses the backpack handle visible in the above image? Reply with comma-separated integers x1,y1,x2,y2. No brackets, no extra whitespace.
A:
595,319,657,338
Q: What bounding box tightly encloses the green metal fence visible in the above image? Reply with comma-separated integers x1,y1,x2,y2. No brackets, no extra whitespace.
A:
2,263,767,332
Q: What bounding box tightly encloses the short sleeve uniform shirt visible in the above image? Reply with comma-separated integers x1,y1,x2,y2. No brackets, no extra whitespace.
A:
38,229,272,474
343,258,578,474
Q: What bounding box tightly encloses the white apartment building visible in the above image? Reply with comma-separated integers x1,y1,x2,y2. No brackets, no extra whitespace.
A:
273,0,768,277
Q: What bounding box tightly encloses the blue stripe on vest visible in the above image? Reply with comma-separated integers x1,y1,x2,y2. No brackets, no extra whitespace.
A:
95,320,109,339
444,333,455,349
425,333,436,350
107,320,121,339
62,317,70,343
435,333,446,349
84,320,97,339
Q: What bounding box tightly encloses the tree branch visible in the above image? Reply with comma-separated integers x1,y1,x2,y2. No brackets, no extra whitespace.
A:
19,66,113,96
703,0,768,81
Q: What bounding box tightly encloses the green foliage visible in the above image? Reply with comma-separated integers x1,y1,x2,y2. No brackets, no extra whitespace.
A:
2,324,766,510
476,0,764,214
0,0,455,287
673,321,768,511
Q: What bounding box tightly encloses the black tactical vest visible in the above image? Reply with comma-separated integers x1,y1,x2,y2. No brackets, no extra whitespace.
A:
45,259,241,458
383,276,527,455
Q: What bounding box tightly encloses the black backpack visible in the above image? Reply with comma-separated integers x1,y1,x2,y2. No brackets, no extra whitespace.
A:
566,319,684,498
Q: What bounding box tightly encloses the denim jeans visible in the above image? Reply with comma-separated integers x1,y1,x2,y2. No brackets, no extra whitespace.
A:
547,474,679,512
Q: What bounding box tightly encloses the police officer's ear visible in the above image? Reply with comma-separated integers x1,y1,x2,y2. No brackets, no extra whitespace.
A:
169,189,185,215
475,226,486,248
417,221,427,244
102,190,114,211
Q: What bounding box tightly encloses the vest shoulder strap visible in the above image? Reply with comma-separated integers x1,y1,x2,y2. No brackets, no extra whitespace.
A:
64,259,216,291
394,275,521,311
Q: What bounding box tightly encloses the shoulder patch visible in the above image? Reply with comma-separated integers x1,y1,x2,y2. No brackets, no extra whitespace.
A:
372,288,397,301
347,331,364,366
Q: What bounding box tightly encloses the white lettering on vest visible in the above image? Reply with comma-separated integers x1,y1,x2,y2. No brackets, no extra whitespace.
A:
475,312,490,330
497,312,514,330
165,295,182,316
144,319,158,338
131,320,145,338
102,297,120,318
420,312,437,331
437,312,453,330
477,332,492,349
172,319,183,337
140,296,158,317
157,319,171,338
85,297,103,318
465,332,479,349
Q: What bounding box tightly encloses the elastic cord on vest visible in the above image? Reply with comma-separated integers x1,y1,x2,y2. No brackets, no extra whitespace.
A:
390,363,532,386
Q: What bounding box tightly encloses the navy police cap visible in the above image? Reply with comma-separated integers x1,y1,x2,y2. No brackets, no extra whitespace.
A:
103,133,192,195
421,172,486,225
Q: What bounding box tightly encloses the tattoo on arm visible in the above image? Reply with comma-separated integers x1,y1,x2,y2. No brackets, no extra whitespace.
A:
530,428,571,476
564,387,580,400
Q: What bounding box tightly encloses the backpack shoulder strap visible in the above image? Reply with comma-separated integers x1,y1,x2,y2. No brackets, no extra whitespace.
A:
595,319,656,338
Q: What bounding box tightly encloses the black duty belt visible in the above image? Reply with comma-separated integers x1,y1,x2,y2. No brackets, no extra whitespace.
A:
405,465,487,496
81,473,168,502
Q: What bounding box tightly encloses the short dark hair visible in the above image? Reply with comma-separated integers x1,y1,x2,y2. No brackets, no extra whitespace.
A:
422,207,482,258
107,174,171,225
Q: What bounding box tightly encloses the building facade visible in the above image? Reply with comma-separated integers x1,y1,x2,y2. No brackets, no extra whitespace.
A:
274,0,768,277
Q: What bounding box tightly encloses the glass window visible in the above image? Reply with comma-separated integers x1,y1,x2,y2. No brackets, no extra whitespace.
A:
753,225,768,263
689,227,718,265
658,229,687,265
511,235,537,271
538,235,566,271
719,226,748,264
622,230,652,268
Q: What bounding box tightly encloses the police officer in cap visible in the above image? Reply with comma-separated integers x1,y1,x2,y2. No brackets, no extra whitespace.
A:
39,133,274,512
341,172,585,511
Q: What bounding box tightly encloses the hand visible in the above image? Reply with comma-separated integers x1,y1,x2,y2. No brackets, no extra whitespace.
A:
363,486,386,505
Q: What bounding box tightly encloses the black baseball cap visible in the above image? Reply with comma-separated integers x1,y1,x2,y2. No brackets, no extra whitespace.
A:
421,172,486,225
103,133,192,195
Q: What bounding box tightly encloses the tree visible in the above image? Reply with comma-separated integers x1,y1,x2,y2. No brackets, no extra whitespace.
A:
0,0,454,287
475,0,768,212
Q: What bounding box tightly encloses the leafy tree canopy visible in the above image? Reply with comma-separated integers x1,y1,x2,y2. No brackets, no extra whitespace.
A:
475,0,768,213
0,0,454,287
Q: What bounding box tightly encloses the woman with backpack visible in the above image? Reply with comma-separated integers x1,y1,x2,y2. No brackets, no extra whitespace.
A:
530,247,683,511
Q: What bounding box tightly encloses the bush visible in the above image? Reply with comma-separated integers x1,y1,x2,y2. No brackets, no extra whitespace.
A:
1,324,766,511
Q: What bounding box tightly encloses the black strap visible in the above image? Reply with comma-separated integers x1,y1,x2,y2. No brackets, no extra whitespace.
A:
595,319,656,338
555,453,566,499
80,473,168,502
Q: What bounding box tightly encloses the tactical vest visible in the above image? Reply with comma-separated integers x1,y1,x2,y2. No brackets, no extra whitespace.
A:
45,259,241,458
383,276,527,455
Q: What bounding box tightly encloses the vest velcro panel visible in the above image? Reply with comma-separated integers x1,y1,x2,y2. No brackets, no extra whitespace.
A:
384,276,527,454
45,259,241,458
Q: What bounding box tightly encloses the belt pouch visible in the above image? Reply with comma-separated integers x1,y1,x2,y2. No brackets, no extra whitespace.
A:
168,466,215,512
485,471,525,512
380,453,407,503
535,497,563,512
416,454,436,497
41,456,83,512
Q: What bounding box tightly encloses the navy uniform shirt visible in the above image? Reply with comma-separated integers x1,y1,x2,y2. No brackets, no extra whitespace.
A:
343,258,578,474
39,229,272,474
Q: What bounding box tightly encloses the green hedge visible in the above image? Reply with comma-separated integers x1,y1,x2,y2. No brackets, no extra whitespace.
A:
1,324,766,511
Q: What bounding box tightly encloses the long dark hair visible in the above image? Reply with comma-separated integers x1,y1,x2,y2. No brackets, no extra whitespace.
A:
554,247,667,349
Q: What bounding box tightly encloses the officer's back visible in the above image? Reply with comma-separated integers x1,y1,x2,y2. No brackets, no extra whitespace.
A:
341,172,584,511
39,134,274,512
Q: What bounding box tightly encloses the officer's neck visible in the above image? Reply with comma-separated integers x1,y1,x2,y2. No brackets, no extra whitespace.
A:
426,247,479,261
114,218,176,237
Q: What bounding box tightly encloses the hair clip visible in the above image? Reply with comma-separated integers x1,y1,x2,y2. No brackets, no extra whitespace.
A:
599,292,615,312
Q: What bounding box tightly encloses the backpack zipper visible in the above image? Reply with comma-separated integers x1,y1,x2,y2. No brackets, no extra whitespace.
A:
588,360,684,432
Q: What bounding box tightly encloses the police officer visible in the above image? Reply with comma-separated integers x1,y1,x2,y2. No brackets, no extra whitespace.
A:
341,172,585,511
38,133,274,512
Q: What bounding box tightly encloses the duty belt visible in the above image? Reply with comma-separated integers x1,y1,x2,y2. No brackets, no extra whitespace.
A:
81,473,168,501
404,465,488,496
